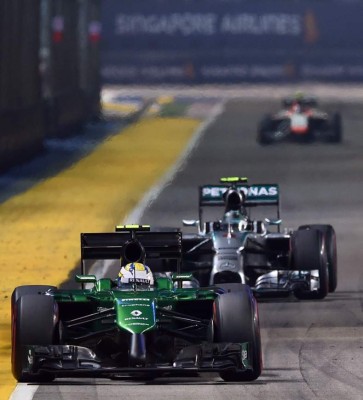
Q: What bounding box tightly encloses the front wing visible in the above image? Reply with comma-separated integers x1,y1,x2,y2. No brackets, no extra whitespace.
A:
22,342,252,378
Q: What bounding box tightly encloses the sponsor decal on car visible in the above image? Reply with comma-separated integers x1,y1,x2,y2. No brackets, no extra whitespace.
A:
201,184,279,203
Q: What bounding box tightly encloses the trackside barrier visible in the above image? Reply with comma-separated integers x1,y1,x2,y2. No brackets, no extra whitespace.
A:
0,0,101,173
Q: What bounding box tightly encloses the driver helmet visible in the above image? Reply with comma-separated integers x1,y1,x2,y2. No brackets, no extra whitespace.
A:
294,91,305,101
292,91,305,111
117,262,154,287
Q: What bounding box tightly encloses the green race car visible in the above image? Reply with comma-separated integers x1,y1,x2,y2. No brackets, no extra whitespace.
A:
11,225,262,382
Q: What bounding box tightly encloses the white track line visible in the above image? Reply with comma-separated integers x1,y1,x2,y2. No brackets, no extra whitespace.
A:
9,383,39,400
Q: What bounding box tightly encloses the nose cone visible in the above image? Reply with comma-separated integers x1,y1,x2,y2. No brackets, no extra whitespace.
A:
115,296,156,334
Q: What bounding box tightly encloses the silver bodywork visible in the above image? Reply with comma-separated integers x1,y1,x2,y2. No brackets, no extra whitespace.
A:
183,180,328,298
185,222,323,297
210,229,248,285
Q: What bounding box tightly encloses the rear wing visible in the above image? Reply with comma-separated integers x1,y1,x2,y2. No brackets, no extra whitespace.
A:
198,183,280,222
199,184,279,207
80,230,182,275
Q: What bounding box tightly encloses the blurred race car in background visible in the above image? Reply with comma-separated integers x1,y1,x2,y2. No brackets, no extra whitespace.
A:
182,177,337,300
11,225,262,383
257,94,342,144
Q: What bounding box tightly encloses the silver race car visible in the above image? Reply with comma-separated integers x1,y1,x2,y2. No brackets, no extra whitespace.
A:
182,177,337,300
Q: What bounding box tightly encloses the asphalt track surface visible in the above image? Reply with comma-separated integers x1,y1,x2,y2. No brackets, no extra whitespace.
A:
14,88,363,399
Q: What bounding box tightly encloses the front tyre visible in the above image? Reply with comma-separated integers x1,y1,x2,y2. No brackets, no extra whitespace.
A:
11,285,57,314
12,294,57,382
326,113,342,143
257,115,274,145
213,286,262,381
298,225,337,292
291,229,329,300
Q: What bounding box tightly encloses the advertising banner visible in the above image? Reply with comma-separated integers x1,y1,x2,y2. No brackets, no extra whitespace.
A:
101,0,363,83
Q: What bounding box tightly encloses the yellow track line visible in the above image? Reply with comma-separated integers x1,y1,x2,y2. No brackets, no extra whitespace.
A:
0,116,200,399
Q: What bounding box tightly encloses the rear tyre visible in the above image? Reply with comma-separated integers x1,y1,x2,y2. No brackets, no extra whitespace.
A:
291,229,329,300
213,286,262,381
257,115,274,145
328,113,342,143
12,294,57,382
298,225,337,292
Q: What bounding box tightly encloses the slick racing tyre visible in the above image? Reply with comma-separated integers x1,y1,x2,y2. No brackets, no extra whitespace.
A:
12,294,57,382
11,286,58,347
298,225,337,292
291,229,329,300
213,285,262,381
328,112,342,143
11,285,57,314
257,115,274,145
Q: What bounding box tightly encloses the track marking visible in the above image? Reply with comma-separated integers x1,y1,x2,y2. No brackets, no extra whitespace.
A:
9,384,39,400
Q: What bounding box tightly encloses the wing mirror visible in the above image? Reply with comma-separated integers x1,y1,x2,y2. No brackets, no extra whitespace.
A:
75,274,97,283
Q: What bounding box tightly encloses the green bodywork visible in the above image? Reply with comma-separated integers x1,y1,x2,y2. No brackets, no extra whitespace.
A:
14,228,258,380
54,275,217,336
